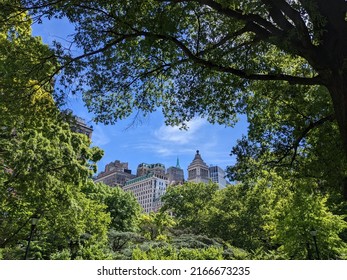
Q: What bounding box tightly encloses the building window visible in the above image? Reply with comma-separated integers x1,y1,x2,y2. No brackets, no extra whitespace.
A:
188,169,196,179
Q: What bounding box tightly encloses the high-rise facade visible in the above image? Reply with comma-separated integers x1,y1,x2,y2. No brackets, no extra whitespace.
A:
72,116,93,139
123,173,169,213
166,158,184,185
209,165,227,189
187,150,209,183
187,151,227,188
136,163,166,177
94,160,135,187
62,109,93,139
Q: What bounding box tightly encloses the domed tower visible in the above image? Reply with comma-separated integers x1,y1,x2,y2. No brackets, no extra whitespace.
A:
187,150,209,183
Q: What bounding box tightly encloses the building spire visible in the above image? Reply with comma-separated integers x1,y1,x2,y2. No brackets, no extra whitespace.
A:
176,156,180,168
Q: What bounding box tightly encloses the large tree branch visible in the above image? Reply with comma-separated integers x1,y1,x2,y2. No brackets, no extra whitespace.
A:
52,29,323,86
263,0,314,52
290,113,336,164
36,16,322,88
139,31,322,85
266,113,336,166
172,0,320,71
19,1,325,87
261,0,295,31
196,23,261,57
195,0,283,37
0,216,32,247
44,33,141,85
267,0,313,48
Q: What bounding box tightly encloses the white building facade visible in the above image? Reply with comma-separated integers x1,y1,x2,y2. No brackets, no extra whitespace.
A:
123,173,169,213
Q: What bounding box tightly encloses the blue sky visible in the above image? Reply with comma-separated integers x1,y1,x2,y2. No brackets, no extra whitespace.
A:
32,18,248,178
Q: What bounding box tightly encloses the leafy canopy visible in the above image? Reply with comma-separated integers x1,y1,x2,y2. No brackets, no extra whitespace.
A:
14,1,346,132
13,1,347,199
0,5,110,259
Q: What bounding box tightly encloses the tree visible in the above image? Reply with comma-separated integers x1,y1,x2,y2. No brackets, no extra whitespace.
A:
161,182,218,233
138,211,176,240
206,181,275,251
228,81,346,201
265,176,347,259
12,0,347,197
82,182,142,232
0,108,111,259
132,244,225,260
160,178,346,259
0,2,56,123
0,6,110,259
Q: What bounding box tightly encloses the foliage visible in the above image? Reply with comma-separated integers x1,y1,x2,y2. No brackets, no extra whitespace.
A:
130,233,242,260
0,3,56,124
267,178,347,259
229,81,346,201
49,249,71,260
82,182,142,232
205,181,275,251
108,230,146,252
161,182,218,233
161,180,273,252
0,5,110,259
225,75,347,258
0,114,111,259
161,179,347,259
169,234,225,249
224,172,347,260
138,211,176,241
132,244,225,260
16,1,347,165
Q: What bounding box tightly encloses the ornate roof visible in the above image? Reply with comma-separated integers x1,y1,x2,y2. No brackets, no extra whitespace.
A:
188,150,208,169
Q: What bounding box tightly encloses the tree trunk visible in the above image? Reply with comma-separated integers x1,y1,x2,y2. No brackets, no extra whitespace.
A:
327,73,347,200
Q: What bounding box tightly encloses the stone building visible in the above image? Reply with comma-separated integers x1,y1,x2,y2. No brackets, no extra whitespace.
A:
62,109,93,139
136,163,166,177
71,116,93,139
94,160,135,187
166,158,184,185
187,150,210,183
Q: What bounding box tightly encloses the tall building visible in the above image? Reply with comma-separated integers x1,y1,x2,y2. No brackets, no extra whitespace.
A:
94,160,135,187
209,165,227,189
62,109,93,139
72,116,93,139
166,157,184,185
187,150,209,183
136,163,166,177
123,173,169,213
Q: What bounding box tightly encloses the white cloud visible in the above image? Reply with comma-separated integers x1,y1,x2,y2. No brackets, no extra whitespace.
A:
127,118,217,159
156,147,173,157
154,118,207,144
92,125,111,147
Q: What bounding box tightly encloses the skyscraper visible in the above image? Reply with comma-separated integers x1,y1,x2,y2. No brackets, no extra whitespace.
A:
94,160,135,187
123,173,169,213
62,109,93,139
166,157,184,185
136,163,166,177
187,150,209,183
209,165,227,189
